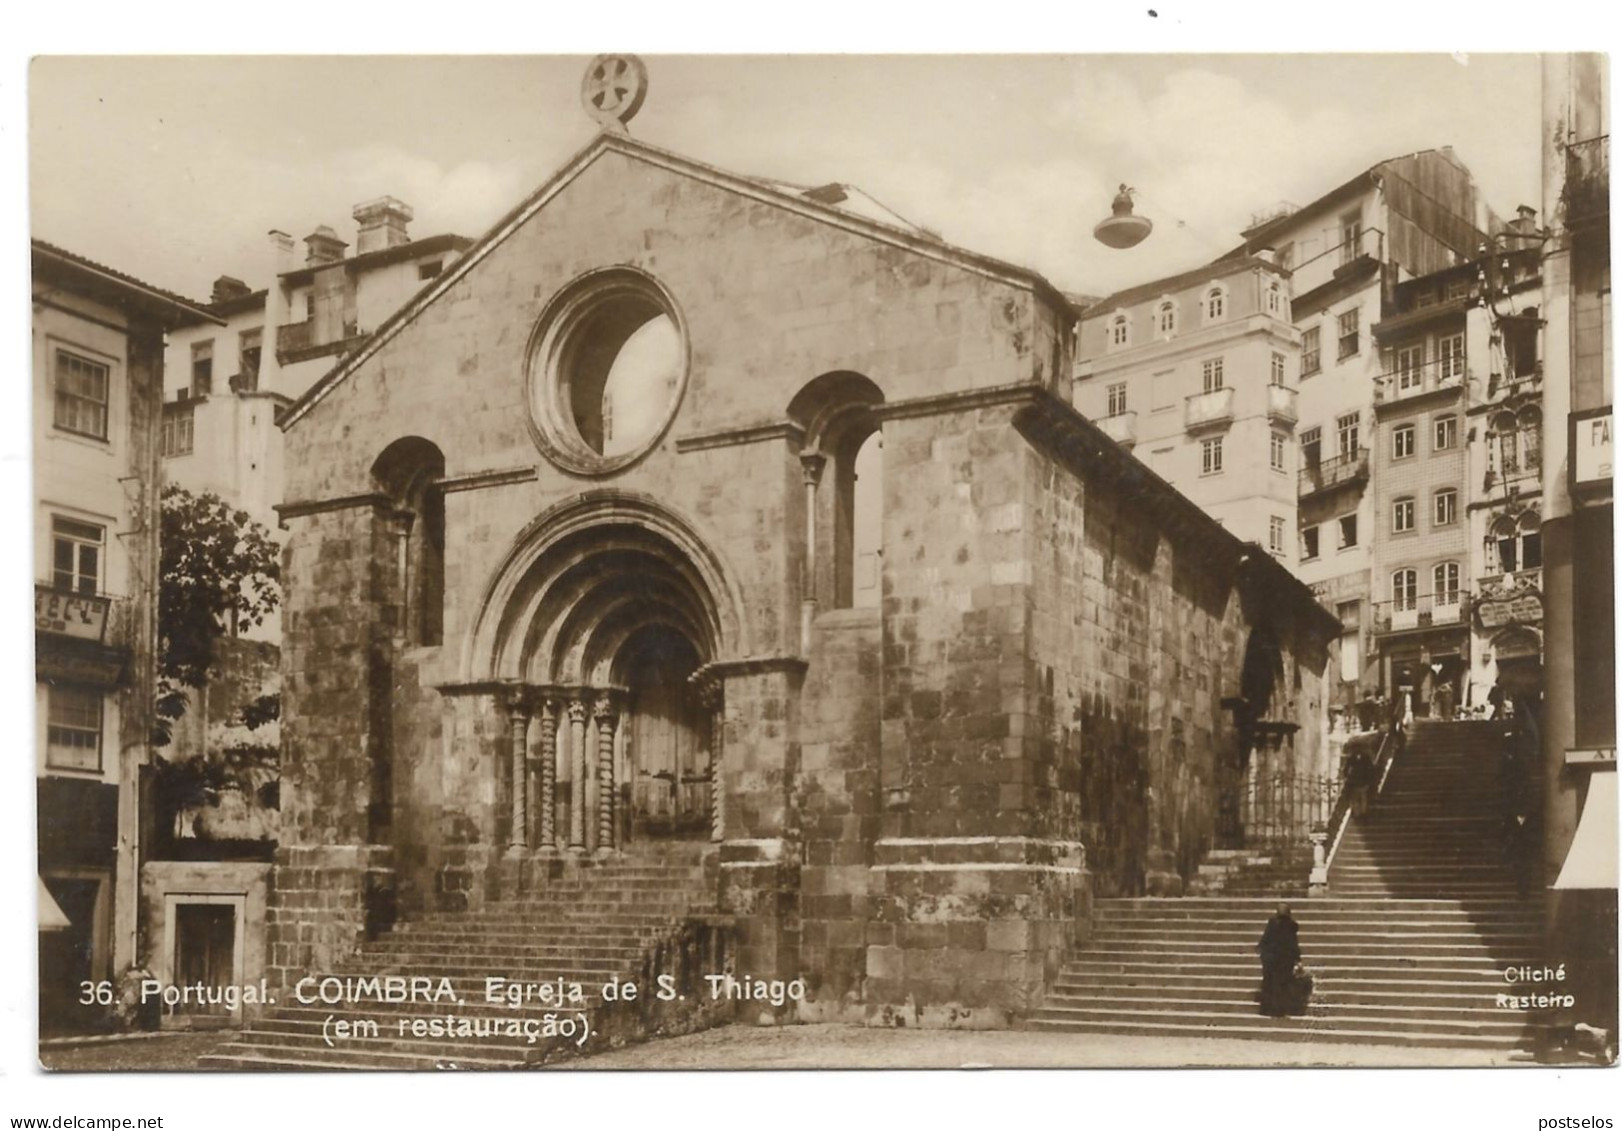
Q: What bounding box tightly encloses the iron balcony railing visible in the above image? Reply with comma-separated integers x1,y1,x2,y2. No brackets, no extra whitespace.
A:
1298,447,1369,498
1184,386,1235,432
1095,410,1137,447
1564,135,1609,225
1374,355,1467,405
1373,592,1471,635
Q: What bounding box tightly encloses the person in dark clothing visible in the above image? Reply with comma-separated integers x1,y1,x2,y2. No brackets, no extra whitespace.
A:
1504,809,1537,899
1343,743,1376,817
1257,902,1305,1017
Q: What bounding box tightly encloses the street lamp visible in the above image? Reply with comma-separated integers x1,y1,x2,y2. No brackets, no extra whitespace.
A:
1094,184,1154,249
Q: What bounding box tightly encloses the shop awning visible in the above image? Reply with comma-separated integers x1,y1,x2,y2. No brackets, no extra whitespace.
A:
38,876,71,931
1553,771,1619,890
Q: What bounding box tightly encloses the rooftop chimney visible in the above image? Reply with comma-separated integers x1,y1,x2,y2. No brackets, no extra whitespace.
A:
352,196,414,255
304,224,349,266
211,275,252,304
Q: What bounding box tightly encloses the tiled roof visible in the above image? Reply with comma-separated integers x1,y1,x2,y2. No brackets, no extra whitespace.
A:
32,239,221,325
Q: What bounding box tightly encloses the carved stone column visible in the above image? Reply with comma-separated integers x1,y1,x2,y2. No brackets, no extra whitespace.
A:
594,693,619,853
567,697,588,852
696,677,725,843
799,451,826,652
504,689,532,851
536,697,558,851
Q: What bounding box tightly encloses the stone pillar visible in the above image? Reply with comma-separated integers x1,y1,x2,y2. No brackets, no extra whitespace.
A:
504,690,531,852
536,697,558,851
567,697,588,852
594,693,619,854
800,452,826,653
696,676,725,842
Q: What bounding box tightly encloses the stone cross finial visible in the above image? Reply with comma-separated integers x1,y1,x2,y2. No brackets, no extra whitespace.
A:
582,55,649,132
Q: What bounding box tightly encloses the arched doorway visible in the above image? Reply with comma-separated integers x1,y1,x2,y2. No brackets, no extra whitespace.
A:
616,625,710,840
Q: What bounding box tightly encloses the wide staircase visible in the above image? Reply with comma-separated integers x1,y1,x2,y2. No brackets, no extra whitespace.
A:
201,844,728,1069
1031,720,1544,1048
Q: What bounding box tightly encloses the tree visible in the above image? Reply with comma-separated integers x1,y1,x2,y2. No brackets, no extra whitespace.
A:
155,485,280,745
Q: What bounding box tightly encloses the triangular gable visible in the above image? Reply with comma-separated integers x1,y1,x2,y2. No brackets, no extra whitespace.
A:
279,130,1073,430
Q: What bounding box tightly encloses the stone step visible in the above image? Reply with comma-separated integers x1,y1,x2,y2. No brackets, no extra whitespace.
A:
1037,992,1525,1024
199,1040,533,1071
1028,1004,1531,1039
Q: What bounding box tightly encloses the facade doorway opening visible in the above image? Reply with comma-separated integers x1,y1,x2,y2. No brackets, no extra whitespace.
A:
619,625,710,841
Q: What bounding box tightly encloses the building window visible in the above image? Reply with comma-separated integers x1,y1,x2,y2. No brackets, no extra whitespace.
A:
1270,352,1286,386
1302,525,1320,560
160,402,195,458
1395,343,1425,392
1393,497,1415,534
1433,561,1460,604
51,516,103,595
1392,423,1415,460
53,348,110,441
1415,287,1438,310
1270,431,1287,471
1433,414,1457,451
1156,300,1176,336
1201,357,1225,393
1493,512,1544,574
417,260,444,280
1301,327,1321,377
238,327,263,393
1337,308,1360,359
1433,488,1458,527
1266,281,1284,317
1204,286,1226,322
46,685,103,773
1338,513,1359,549
1446,277,1472,302
190,340,214,397
1392,568,1418,611
1109,314,1129,349
1439,332,1465,382
1519,406,1543,471
1269,515,1286,554
1300,426,1322,467
1337,412,1360,457
1339,209,1363,265
1107,383,1128,417
1201,436,1223,475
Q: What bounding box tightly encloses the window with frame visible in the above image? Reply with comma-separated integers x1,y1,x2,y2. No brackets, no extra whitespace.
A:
1337,412,1360,457
1204,286,1226,322
1395,343,1425,392
1433,488,1458,527
1302,525,1320,560
1391,568,1418,610
1337,308,1360,359
1414,287,1438,310
53,348,110,440
417,260,444,280
1445,277,1471,302
1392,497,1415,534
1433,414,1457,451
1300,426,1322,467
1269,515,1286,554
1106,383,1128,417
51,516,103,595
46,685,103,772
1109,314,1129,349
1301,327,1321,376
1266,281,1284,317
160,402,195,458
1270,431,1287,472
1338,513,1359,549
1392,423,1416,459
1438,332,1465,382
1201,436,1224,475
238,327,263,392
190,340,214,397
1433,561,1460,604
1156,301,1176,336
1339,210,1363,265
1270,353,1286,386
1201,357,1225,393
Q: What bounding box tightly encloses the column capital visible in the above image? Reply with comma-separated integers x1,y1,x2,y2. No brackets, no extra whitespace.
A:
566,697,589,724
593,690,622,724
500,685,534,717
800,449,827,485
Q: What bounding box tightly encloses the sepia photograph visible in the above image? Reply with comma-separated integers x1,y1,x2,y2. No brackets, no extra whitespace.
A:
9,32,1618,1118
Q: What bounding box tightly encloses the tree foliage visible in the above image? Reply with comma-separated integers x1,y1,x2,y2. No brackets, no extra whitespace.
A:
155,485,280,744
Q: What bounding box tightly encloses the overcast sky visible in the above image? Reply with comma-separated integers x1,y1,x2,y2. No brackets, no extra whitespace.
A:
29,54,1544,304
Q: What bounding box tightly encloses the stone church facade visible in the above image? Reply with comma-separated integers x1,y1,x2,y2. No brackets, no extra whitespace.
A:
268,131,1337,1027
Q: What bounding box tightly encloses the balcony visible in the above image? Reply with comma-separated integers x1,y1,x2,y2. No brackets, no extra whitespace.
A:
1374,357,1465,408
1298,447,1369,499
1290,227,1386,299
1564,134,1609,226
35,584,134,686
1373,593,1470,636
1266,384,1298,426
1095,410,1138,449
1184,387,1235,432
1487,362,1543,402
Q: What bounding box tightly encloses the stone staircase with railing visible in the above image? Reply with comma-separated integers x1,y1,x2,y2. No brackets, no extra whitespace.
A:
1031,720,1544,1049
200,844,731,1069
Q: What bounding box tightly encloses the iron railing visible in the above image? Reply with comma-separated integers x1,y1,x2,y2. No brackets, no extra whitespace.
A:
1321,697,1408,873
1374,355,1467,405
1298,447,1369,498
1239,772,1336,850
1373,593,1471,634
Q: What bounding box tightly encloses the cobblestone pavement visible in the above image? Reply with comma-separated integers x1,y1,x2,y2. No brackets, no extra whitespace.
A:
35,1024,1538,1072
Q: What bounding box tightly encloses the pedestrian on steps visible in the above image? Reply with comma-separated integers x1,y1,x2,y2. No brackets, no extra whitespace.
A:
1257,902,1307,1017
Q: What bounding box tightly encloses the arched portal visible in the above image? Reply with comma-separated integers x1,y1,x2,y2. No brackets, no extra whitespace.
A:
616,625,710,839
